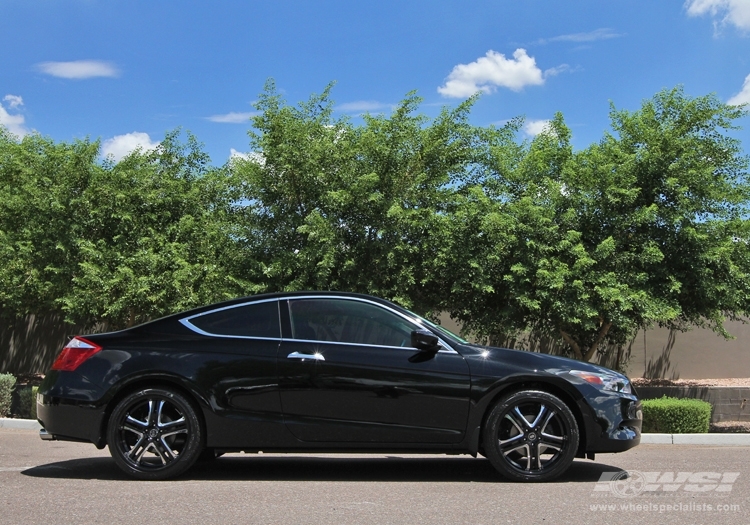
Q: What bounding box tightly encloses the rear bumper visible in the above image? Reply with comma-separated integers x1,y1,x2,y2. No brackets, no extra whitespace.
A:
38,426,92,444
37,393,107,448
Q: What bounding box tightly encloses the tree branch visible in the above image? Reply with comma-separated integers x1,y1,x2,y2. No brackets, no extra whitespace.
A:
583,320,613,362
559,329,582,360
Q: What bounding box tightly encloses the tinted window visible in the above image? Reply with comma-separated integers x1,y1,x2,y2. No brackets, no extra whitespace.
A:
289,299,416,347
190,301,280,338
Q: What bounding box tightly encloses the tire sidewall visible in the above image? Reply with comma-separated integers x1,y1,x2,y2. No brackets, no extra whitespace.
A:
483,390,579,482
107,387,203,480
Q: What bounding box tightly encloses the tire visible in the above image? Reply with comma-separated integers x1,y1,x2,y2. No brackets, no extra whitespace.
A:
107,387,203,480
483,390,579,482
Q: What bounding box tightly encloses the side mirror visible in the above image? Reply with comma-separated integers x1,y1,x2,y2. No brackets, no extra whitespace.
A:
411,330,440,352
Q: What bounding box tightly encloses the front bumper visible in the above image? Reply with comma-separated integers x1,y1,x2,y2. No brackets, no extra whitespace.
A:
583,394,642,453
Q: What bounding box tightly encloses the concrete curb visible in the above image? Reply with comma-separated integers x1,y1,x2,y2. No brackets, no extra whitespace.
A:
0,418,41,430
641,433,750,445
640,433,673,444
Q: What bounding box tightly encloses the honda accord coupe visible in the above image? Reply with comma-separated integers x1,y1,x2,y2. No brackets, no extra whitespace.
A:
37,292,641,481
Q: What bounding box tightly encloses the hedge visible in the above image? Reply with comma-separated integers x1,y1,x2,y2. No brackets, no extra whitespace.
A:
0,373,16,417
18,386,39,420
641,396,712,433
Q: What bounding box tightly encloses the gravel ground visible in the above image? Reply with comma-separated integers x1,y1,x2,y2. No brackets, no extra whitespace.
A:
632,377,750,387
711,421,750,433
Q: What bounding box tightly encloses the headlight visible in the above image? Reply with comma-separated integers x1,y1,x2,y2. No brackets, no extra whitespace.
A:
569,370,632,394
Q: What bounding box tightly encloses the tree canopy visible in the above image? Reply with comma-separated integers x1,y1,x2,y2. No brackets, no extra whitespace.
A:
0,83,748,366
0,129,245,328
444,88,750,363
231,80,501,312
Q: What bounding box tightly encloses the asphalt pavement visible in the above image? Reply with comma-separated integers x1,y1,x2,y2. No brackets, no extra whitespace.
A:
2,427,749,525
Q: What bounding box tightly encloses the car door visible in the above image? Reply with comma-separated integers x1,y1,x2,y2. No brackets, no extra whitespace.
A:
277,296,471,444
178,298,288,447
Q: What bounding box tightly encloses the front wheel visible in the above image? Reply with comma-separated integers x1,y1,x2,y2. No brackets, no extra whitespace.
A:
483,390,579,482
107,387,203,480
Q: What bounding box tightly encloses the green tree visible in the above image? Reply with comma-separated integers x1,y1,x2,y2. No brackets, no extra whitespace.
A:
234,80,500,312
0,129,101,319
446,88,750,364
0,127,249,330
3,84,748,366
61,130,249,328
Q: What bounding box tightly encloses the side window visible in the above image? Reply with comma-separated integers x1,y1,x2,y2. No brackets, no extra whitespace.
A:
189,301,280,338
289,299,416,347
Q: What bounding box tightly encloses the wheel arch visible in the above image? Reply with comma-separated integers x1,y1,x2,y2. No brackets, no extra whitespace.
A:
97,374,210,449
475,379,587,458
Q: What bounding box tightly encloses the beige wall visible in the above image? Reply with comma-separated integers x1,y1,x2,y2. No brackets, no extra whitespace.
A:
625,321,750,379
438,314,750,379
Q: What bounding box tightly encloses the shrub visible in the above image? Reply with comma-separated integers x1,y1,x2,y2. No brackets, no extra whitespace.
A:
0,373,16,417
18,386,39,420
641,396,712,433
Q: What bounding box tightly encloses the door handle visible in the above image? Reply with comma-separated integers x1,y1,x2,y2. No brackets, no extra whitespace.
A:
287,351,325,361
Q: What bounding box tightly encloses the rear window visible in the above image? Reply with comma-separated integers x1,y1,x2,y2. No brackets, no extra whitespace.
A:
189,301,280,338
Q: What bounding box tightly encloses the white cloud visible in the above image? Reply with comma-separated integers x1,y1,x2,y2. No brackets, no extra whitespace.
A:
546,28,623,43
544,64,572,77
0,94,29,138
230,149,265,165
438,49,544,98
523,119,551,137
229,148,249,160
685,0,750,31
36,60,119,79
101,132,158,161
3,95,23,109
206,112,255,123
336,101,392,112
728,73,750,105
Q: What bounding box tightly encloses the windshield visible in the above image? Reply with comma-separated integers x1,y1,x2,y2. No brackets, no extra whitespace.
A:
406,309,469,344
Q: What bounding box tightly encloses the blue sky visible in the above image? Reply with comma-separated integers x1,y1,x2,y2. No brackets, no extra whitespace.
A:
1,0,749,165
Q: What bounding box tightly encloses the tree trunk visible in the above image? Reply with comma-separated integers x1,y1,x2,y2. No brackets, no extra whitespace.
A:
559,330,582,360
560,319,613,362
583,321,613,362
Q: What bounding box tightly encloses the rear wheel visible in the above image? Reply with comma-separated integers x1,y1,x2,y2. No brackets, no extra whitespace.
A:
107,387,203,480
483,390,578,482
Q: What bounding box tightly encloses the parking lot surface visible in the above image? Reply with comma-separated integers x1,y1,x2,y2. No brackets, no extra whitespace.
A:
1,428,749,525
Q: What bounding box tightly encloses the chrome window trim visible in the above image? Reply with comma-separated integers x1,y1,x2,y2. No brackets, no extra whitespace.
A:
179,297,282,340
285,295,458,354
280,337,451,353
179,294,458,354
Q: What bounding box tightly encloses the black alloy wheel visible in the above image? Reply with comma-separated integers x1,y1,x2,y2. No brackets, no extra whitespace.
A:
107,387,203,480
483,390,579,482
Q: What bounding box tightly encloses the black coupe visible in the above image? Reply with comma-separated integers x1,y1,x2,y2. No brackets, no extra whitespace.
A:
37,292,641,481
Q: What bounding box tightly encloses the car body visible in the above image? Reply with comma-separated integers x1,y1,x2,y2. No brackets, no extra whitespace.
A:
37,291,642,481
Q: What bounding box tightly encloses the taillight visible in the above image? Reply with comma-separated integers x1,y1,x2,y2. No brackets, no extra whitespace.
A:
51,337,102,371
